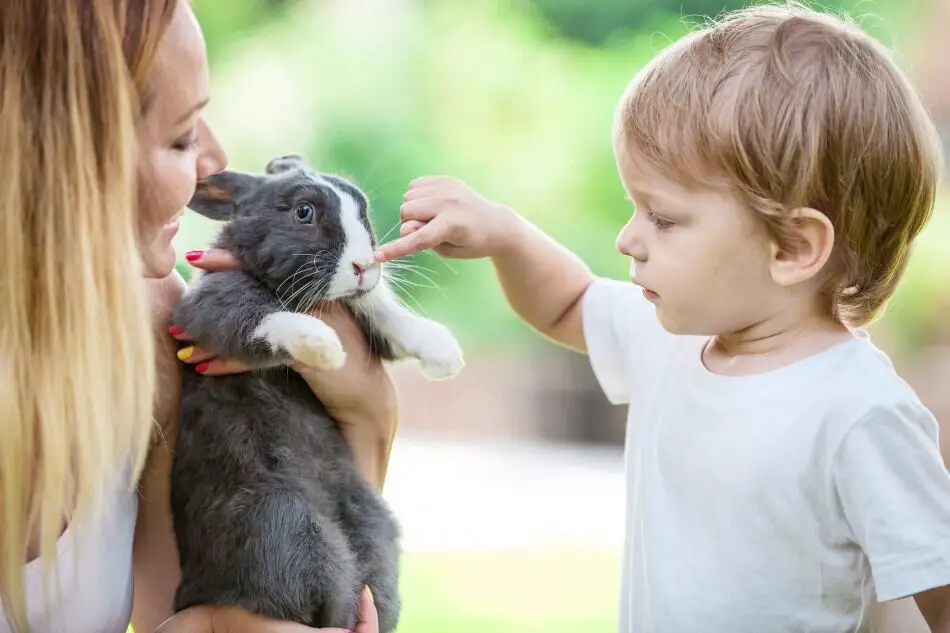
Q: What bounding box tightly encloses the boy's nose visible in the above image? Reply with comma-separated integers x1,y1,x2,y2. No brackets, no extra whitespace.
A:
616,217,647,262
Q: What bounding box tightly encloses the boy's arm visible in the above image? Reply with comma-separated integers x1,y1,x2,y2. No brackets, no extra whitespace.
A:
834,401,950,630
915,585,950,632
375,177,596,353
491,216,596,353
376,175,669,404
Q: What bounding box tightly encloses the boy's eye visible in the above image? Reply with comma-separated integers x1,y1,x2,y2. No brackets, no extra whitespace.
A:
646,212,674,230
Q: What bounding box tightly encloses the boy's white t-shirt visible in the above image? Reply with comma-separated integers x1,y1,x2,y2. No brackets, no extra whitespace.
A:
582,278,950,633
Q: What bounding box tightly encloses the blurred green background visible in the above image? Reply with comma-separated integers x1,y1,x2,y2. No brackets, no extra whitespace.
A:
171,0,950,631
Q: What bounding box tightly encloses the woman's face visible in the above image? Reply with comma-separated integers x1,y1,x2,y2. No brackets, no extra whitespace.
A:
137,1,227,278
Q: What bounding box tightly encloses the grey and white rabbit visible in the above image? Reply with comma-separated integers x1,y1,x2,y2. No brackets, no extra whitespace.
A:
168,153,464,633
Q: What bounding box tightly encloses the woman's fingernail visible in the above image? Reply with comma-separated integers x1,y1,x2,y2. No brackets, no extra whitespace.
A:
195,362,210,374
185,250,204,263
168,325,185,336
366,586,374,603
177,345,195,361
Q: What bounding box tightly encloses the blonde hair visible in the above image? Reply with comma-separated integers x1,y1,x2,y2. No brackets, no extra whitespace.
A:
0,0,176,629
615,2,943,326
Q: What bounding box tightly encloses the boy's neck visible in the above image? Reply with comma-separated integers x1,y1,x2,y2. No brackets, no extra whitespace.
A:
704,310,853,376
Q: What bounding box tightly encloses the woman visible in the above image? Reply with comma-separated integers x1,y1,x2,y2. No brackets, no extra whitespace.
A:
0,1,391,631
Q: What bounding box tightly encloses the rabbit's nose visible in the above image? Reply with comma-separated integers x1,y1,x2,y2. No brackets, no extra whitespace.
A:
352,260,375,276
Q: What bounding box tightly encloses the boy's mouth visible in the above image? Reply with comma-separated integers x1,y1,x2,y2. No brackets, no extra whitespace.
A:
642,288,660,302
630,267,660,301
630,276,660,302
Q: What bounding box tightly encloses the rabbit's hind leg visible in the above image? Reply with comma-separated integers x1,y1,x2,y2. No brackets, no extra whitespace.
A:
335,478,402,633
178,491,360,630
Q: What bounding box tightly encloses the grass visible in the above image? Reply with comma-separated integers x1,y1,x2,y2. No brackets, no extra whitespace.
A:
129,547,619,632
397,548,619,633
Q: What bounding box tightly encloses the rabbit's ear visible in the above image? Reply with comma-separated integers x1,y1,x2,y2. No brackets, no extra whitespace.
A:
265,154,304,175
187,171,260,221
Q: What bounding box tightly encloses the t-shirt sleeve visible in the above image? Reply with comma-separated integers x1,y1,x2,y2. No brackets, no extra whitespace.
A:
581,277,668,405
833,400,950,602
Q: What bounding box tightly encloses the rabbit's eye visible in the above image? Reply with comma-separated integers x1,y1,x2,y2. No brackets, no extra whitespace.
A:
294,202,315,224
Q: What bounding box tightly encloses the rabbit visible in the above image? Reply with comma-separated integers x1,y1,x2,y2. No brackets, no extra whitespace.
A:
167,153,465,633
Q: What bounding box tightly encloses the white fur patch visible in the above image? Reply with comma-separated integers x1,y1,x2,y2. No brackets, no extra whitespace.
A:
252,311,345,370
316,178,380,298
352,280,464,380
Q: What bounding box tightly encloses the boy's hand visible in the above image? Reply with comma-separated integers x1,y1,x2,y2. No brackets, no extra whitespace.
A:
374,176,520,262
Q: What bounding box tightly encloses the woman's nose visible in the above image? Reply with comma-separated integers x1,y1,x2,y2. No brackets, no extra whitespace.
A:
196,118,228,180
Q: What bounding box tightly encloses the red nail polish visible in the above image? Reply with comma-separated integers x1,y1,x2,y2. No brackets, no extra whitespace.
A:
168,325,184,336
185,250,203,262
195,362,210,374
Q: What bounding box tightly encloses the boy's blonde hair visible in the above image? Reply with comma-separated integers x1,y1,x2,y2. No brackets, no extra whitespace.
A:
615,3,943,326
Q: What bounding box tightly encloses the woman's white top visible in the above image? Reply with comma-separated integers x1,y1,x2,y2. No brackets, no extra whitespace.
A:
0,471,138,633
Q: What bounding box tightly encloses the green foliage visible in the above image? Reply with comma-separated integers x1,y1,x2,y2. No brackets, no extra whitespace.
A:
396,548,619,633
191,0,300,62
177,0,944,357
175,259,194,283
527,0,859,46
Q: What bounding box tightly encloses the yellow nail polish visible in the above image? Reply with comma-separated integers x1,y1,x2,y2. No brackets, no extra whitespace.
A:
177,345,194,361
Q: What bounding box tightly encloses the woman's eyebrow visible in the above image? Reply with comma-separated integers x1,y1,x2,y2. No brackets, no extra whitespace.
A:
175,96,210,125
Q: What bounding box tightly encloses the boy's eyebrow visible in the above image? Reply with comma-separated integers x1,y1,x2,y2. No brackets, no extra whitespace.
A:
626,186,673,208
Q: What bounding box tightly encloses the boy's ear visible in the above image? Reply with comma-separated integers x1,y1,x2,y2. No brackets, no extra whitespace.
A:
187,171,261,221
769,207,836,287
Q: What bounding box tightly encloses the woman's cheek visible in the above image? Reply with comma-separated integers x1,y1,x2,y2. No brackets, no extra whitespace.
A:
171,158,199,212
151,154,197,224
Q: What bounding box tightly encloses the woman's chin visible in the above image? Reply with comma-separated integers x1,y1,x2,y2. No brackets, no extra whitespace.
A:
141,243,178,279
139,215,184,278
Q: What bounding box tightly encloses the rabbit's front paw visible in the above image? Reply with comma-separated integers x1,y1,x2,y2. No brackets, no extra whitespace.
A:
253,312,346,370
398,320,464,381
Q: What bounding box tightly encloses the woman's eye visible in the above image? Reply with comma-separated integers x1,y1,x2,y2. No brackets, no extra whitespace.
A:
294,202,315,224
172,131,198,152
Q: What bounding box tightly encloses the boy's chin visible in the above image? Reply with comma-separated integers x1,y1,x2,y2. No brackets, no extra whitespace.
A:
655,307,683,333
655,308,706,336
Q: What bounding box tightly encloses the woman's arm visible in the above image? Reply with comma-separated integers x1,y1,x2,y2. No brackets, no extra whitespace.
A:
290,300,400,491
337,404,397,490
131,410,183,633
131,270,188,633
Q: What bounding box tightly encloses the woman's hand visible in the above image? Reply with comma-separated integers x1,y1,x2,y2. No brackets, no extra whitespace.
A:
169,248,399,487
154,587,379,633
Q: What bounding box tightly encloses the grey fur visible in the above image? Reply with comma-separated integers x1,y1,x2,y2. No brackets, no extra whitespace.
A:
168,154,464,632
